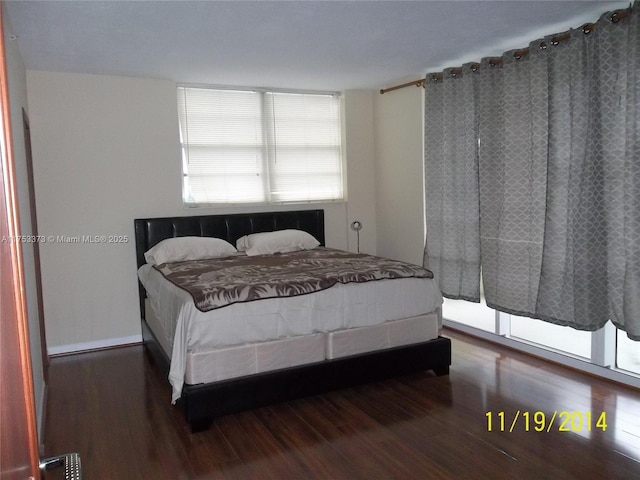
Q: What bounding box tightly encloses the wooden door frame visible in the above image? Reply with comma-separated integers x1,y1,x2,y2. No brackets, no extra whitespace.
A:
0,1,41,477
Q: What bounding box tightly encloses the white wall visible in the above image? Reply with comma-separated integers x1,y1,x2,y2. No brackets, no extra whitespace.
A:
3,16,46,439
373,85,424,265
343,90,376,255
26,71,376,353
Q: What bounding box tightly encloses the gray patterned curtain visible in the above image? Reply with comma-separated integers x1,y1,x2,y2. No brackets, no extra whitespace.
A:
424,4,640,339
423,64,480,302
477,51,548,317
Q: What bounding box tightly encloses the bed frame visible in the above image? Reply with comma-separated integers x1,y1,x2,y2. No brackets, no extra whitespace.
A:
134,209,451,432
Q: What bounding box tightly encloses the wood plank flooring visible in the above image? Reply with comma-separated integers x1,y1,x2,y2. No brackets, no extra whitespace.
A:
43,329,640,479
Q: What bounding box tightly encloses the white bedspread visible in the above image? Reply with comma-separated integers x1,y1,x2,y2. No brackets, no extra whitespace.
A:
138,262,443,402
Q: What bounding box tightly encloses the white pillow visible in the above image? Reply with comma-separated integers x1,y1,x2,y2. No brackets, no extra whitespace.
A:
236,229,320,256
144,236,237,265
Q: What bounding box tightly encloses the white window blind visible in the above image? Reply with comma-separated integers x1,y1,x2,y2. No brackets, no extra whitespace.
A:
178,86,344,205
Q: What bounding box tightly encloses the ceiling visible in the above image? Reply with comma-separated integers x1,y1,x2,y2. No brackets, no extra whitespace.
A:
3,0,629,92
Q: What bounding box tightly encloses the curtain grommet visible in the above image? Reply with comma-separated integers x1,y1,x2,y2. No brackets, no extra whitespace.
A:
582,23,595,34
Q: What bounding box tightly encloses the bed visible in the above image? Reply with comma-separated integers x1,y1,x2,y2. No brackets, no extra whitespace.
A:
134,209,451,431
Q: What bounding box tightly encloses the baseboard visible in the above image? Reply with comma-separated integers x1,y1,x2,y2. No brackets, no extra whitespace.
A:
48,334,143,357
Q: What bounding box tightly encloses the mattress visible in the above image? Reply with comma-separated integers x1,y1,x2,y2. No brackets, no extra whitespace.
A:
148,299,439,386
185,334,326,385
326,312,439,359
138,262,443,402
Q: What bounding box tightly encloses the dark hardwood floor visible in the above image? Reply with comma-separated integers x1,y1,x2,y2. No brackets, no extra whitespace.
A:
43,329,640,479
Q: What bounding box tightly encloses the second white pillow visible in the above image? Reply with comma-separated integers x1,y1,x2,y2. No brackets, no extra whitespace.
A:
236,229,320,256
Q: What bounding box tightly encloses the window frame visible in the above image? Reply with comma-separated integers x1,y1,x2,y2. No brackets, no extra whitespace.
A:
442,298,640,387
178,84,346,208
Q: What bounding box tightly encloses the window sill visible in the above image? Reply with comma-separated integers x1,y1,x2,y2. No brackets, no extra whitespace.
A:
183,199,346,209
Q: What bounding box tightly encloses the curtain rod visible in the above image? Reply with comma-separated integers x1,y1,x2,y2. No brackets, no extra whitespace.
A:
379,9,631,95
379,79,425,95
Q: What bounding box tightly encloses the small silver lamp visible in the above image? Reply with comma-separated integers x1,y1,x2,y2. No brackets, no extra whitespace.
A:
350,220,362,253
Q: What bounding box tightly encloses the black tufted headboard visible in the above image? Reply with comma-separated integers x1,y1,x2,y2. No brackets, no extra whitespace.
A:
134,209,325,318
134,209,325,268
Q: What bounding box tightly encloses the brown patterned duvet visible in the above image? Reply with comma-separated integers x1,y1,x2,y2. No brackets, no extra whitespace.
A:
153,248,434,312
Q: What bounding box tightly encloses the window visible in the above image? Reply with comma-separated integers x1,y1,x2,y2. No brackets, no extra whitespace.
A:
177,86,344,205
617,329,640,374
442,295,495,333
510,315,591,359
